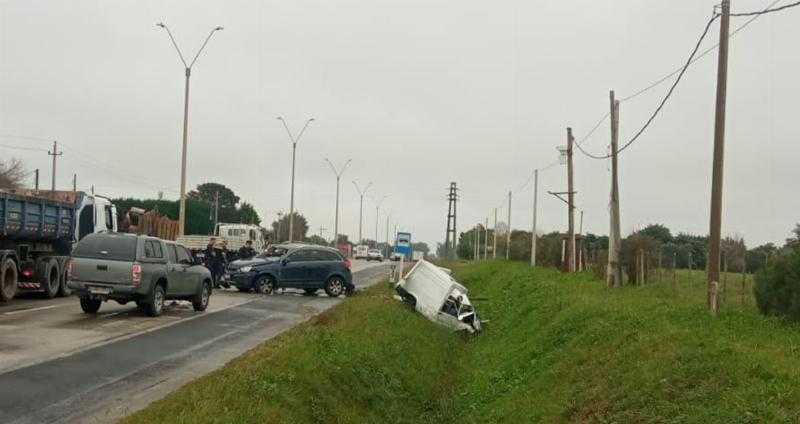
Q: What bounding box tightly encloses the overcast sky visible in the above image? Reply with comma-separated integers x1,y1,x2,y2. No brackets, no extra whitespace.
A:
1,0,798,249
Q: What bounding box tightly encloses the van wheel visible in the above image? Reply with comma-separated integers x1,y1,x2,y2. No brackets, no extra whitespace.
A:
39,258,60,299
79,296,102,314
0,258,18,302
324,276,345,297
254,276,274,295
144,284,166,317
192,281,212,312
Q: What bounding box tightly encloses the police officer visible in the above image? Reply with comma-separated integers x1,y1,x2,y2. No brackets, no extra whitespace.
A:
238,240,256,260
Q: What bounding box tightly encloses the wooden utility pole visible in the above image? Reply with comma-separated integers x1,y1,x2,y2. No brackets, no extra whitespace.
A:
34,169,39,191
531,169,538,267
506,191,512,260
493,208,498,259
72,174,77,192
47,141,62,192
484,217,489,260
567,128,576,273
707,0,731,316
607,91,622,287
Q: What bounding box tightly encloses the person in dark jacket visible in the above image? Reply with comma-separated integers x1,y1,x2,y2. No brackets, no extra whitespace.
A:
238,240,256,260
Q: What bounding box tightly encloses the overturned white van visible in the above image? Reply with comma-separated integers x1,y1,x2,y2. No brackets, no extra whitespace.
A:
395,259,481,333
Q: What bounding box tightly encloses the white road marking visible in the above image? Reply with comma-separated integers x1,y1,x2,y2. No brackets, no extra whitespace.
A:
2,305,58,316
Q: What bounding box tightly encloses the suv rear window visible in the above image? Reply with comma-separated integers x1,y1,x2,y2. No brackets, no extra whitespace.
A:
72,234,138,261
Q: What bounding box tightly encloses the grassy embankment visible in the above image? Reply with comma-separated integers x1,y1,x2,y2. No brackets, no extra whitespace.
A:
125,261,800,423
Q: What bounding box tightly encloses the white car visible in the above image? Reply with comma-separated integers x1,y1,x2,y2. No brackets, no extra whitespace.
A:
367,249,384,262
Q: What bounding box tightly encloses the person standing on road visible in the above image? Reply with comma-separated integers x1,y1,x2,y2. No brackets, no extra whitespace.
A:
238,240,256,260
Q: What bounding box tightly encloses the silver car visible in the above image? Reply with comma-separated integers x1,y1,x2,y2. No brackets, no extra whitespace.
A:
68,233,212,317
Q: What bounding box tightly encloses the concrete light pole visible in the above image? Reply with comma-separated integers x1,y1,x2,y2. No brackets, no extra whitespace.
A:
156,22,223,236
371,194,389,246
277,117,315,242
324,158,352,247
352,181,373,245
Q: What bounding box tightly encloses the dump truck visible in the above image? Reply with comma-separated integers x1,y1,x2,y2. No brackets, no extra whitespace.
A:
0,189,117,301
176,223,268,255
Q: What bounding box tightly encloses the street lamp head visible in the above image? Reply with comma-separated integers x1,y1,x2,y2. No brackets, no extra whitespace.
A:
276,116,284,121
215,26,224,31
156,22,166,28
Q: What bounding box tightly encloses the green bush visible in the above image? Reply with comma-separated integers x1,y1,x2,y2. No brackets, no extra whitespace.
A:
754,249,800,320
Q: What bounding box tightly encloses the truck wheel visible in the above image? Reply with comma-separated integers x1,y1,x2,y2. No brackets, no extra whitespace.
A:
58,259,71,297
79,296,101,314
192,281,211,312
143,284,165,317
0,258,18,302
39,258,60,299
324,276,345,297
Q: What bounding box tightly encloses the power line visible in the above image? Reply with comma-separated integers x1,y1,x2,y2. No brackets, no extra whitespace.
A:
619,0,782,103
576,14,719,160
0,143,49,153
731,0,800,17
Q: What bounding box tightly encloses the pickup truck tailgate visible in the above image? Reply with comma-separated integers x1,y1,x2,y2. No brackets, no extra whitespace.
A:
72,258,133,285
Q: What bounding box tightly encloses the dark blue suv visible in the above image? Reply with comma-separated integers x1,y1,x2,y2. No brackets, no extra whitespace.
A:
227,244,354,297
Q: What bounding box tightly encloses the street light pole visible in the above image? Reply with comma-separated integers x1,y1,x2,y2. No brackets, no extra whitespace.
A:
352,181,372,244
324,158,352,247
156,22,223,237
371,195,389,246
277,117,315,243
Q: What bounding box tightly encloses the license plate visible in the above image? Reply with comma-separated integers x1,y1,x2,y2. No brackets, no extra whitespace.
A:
89,286,112,295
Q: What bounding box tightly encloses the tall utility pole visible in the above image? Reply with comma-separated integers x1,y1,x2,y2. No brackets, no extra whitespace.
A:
492,207,498,259
484,217,489,260
156,23,224,236
352,181,372,244
213,191,220,229
34,169,39,191
444,183,458,259
708,0,731,315
531,169,538,267
47,141,62,192
277,117,315,243
567,128,576,273
385,214,392,258
324,158,352,247
607,90,623,287
506,191,512,260
474,224,480,260
72,174,77,192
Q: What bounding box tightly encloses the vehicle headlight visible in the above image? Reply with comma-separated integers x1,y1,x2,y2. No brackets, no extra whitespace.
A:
239,266,252,273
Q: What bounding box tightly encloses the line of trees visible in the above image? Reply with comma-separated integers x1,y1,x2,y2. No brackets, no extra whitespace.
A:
453,222,791,279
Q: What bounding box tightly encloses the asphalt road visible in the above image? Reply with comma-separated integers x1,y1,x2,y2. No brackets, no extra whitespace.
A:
0,260,391,424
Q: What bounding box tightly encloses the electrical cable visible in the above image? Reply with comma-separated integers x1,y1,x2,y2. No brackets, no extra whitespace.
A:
731,0,800,17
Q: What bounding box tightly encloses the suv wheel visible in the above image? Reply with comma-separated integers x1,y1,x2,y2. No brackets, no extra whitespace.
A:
324,276,345,297
79,296,102,314
192,281,212,312
144,284,165,317
254,275,274,295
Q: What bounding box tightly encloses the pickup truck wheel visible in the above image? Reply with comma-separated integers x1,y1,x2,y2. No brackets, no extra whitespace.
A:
192,281,211,312
40,258,60,299
253,275,274,295
143,284,166,317
0,258,18,302
79,296,102,314
324,276,345,297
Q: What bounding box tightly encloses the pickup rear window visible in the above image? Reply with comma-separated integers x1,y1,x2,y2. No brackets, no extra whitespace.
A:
73,235,137,261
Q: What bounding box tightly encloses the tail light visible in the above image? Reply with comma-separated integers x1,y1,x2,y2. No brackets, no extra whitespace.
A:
344,259,352,270
21,268,33,278
66,259,74,280
131,262,142,286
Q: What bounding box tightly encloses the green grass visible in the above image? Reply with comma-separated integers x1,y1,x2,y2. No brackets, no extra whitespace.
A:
124,262,800,423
